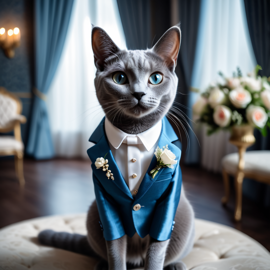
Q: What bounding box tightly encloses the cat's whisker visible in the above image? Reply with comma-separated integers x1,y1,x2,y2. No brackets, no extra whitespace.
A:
170,108,199,154
168,111,190,153
82,102,117,114
116,107,125,124
82,106,103,117
176,91,190,96
87,105,105,117
172,106,194,123
104,107,119,119
112,107,123,125
107,106,120,124
166,114,184,147
173,101,191,111
166,112,183,142
90,103,118,118
103,104,119,111
85,110,104,123
100,107,116,117
111,108,120,124
157,102,186,145
170,107,200,147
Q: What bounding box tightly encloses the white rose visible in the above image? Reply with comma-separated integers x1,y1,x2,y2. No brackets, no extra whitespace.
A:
241,77,261,91
160,149,177,165
193,96,207,115
226,78,240,89
263,81,270,90
213,105,232,127
261,90,270,110
208,88,225,108
95,157,105,169
246,106,268,128
229,87,252,108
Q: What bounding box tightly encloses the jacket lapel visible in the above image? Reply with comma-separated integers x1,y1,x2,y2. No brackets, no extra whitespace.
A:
88,116,181,202
88,129,133,200
134,117,181,202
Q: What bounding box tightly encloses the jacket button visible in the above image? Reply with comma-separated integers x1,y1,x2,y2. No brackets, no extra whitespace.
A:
133,204,141,211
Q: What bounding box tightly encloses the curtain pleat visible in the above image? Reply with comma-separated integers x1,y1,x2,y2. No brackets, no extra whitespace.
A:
116,0,201,158
116,0,151,50
243,0,270,207
26,0,74,159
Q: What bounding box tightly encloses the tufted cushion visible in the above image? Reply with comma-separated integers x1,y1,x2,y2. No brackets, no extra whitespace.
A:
222,151,270,178
0,136,23,151
0,93,18,128
0,214,269,270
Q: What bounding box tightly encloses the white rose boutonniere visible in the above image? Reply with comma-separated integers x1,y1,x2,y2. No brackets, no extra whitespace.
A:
95,157,105,169
95,154,114,180
150,145,177,178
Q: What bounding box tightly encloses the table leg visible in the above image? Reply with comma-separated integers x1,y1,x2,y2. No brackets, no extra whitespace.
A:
15,151,25,187
221,169,230,205
234,171,244,221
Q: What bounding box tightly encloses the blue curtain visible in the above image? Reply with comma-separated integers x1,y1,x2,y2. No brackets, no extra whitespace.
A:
243,0,270,207
26,0,74,159
116,0,201,159
116,0,151,50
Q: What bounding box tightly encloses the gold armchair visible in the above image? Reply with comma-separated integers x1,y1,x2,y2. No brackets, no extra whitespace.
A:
0,87,27,186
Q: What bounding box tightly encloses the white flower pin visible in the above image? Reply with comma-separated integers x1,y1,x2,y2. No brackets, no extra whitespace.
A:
150,145,177,178
95,155,114,180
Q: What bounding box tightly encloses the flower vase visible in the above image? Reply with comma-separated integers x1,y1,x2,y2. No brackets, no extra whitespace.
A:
229,125,256,149
229,124,255,173
222,125,256,221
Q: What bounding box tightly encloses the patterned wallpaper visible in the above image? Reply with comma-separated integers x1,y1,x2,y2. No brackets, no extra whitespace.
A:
0,0,34,143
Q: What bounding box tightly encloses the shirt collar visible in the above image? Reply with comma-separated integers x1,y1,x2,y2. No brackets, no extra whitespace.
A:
105,118,162,151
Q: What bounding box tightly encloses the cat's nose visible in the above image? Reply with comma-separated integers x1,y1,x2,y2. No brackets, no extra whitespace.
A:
132,92,145,101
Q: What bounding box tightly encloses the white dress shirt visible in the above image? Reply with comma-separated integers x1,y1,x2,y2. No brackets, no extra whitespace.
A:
105,118,162,195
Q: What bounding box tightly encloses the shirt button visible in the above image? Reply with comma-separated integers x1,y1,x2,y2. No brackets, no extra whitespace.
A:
131,158,137,163
133,204,141,211
132,173,137,178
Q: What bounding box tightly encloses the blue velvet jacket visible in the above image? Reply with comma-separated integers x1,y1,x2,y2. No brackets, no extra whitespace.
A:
87,117,182,241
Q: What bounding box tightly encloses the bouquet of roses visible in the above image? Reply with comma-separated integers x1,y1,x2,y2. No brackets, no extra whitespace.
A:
193,65,270,136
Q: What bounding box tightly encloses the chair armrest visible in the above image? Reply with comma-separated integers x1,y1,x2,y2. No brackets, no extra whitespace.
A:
10,115,27,124
4,115,27,128
0,115,27,134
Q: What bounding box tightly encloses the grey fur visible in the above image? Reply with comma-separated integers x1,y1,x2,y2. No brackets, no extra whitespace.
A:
92,26,180,134
86,190,194,270
38,26,195,270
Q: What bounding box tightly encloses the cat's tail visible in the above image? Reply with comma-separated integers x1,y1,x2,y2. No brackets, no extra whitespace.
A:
38,229,98,258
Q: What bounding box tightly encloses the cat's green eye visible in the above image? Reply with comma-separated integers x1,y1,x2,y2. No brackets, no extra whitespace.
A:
149,73,163,85
112,72,128,85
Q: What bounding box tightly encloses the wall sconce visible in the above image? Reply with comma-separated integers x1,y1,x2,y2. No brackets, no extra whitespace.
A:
0,27,21,58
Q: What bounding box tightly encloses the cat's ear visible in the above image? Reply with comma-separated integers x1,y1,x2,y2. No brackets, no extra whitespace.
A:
92,27,120,71
152,26,181,70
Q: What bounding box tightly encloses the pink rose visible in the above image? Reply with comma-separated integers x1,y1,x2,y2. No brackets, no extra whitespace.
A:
213,105,232,127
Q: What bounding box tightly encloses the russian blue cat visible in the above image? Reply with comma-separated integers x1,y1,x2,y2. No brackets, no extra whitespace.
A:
39,26,195,270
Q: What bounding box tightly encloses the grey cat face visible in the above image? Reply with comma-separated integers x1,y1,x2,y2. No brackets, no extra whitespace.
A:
92,26,181,134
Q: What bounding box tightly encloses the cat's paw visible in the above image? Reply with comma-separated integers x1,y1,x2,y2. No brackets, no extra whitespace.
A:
94,260,108,270
164,262,187,270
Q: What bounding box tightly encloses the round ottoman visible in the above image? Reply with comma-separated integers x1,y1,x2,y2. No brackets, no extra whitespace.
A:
0,214,269,270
